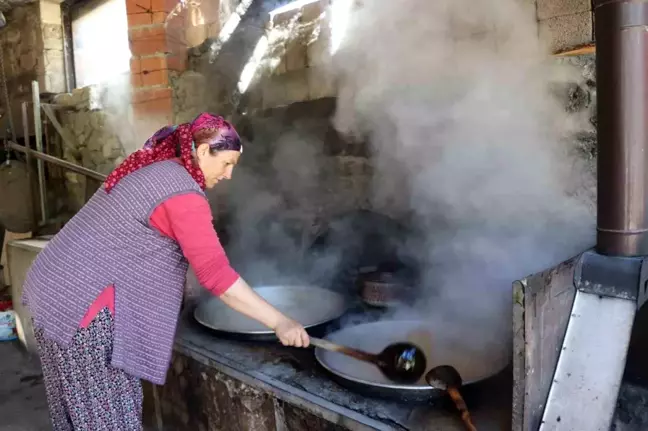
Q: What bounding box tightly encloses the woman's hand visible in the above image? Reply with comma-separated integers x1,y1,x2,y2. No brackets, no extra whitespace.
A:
274,316,310,348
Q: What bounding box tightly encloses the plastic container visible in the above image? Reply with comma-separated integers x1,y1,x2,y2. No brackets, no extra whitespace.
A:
0,295,17,341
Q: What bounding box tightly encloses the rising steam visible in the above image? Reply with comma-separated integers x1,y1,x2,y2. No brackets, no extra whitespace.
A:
330,0,596,341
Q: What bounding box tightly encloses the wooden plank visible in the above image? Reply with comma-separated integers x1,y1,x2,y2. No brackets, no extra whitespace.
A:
553,44,596,57
511,255,581,430
511,280,527,431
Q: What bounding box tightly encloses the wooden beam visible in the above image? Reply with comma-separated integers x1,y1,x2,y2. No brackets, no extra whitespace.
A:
553,44,596,57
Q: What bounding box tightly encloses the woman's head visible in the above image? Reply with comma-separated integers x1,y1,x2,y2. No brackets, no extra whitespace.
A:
194,145,240,188
189,113,242,189
104,113,243,192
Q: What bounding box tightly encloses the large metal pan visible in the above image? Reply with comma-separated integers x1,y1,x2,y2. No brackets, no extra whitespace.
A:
194,285,349,340
315,320,510,402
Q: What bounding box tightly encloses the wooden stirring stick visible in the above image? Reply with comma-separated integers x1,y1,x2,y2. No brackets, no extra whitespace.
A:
425,365,477,431
308,337,427,384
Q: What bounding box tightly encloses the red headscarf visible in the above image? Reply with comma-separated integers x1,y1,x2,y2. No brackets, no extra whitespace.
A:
104,113,242,192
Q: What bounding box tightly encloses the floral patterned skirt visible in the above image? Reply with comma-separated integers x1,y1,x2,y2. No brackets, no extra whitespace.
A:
34,307,143,431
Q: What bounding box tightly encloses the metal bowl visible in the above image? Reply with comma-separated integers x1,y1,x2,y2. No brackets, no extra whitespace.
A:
314,320,510,401
194,285,349,339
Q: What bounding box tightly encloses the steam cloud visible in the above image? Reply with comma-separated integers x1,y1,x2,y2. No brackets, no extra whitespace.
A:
330,0,596,343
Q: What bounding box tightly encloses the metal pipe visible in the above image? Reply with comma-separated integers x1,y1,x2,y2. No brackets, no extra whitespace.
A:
7,141,107,182
21,102,36,230
594,0,648,256
31,81,47,225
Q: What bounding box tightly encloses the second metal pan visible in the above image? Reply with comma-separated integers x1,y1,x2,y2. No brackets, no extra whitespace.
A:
314,320,510,402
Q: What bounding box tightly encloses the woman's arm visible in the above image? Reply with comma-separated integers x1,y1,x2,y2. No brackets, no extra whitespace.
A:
219,277,309,347
149,193,309,347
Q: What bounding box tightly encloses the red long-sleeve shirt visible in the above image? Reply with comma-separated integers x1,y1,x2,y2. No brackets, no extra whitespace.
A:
79,193,238,328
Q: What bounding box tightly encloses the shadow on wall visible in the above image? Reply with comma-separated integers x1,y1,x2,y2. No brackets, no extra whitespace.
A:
175,0,271,122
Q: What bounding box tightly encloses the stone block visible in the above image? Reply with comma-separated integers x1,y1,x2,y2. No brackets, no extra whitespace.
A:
39,0,62,24
300,0,325,23
537,0,590,21
285,37,308,72
283,69,310,105
307,67,335,100
306,34,330,67
41,24,62,50
270,7,300,28
261,75,287,109
53,86,103,110
539,11,593,53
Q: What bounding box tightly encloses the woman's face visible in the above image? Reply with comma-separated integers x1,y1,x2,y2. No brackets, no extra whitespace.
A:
195,144,241,189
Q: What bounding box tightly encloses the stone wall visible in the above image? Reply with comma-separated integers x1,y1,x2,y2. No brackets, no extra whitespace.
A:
0,1,65,129
39,0,65,94
142,351,348,431
0,4,41,105
51,85,130,210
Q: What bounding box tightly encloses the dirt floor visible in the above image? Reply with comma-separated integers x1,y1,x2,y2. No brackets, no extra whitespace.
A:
0,341,50,431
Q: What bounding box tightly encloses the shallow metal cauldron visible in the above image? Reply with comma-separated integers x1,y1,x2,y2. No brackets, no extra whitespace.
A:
315,320,510,402
194,285,349,340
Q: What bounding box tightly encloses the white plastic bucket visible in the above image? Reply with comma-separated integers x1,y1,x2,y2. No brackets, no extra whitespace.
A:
0,296,17,342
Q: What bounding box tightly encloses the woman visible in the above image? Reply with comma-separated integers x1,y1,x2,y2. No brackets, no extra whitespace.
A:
22,113,310,430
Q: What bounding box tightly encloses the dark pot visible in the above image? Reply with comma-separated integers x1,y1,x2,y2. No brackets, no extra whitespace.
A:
357,269,417,308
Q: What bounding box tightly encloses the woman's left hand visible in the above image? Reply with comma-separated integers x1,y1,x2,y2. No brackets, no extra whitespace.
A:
274,316,310,348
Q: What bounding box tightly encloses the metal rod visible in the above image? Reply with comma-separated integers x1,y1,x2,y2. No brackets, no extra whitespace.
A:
41,104,77,151
594,0,648,256
31,81,47,225
7,141,106,182
21,102,36,231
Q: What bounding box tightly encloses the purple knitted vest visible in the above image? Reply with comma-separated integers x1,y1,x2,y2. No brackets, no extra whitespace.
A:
23,160,204,384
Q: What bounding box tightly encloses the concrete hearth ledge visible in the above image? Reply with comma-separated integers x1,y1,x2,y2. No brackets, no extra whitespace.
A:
172,313,512,431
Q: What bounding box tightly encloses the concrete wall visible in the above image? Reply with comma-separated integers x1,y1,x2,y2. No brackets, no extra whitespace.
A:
535,0,593,52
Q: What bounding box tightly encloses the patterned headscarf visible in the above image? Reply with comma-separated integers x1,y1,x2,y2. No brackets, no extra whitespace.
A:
104,113,242,192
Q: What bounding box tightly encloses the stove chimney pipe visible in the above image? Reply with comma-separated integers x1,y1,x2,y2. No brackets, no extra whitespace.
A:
595,0,648,257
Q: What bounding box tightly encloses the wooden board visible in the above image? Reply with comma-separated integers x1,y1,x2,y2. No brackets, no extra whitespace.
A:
512,254,581,430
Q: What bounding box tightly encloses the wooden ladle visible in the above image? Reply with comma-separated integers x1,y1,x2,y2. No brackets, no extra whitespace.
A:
426,365,477,431
309,337,427,384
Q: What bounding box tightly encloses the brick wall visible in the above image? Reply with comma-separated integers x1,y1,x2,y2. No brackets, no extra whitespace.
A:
126,0,187,125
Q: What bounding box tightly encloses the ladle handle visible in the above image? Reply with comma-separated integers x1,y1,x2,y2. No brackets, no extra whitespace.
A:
309,337,342,351
448,387,478,431
309,337,378,364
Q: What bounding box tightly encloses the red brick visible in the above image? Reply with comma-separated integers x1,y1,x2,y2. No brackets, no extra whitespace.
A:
129,25,168,56
126,0,151,15
150,0,176,13
141,55,167,72
152,11,167,24
132,87,172,104
127,12,153,27
130,57,142,74
142,69,169,87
